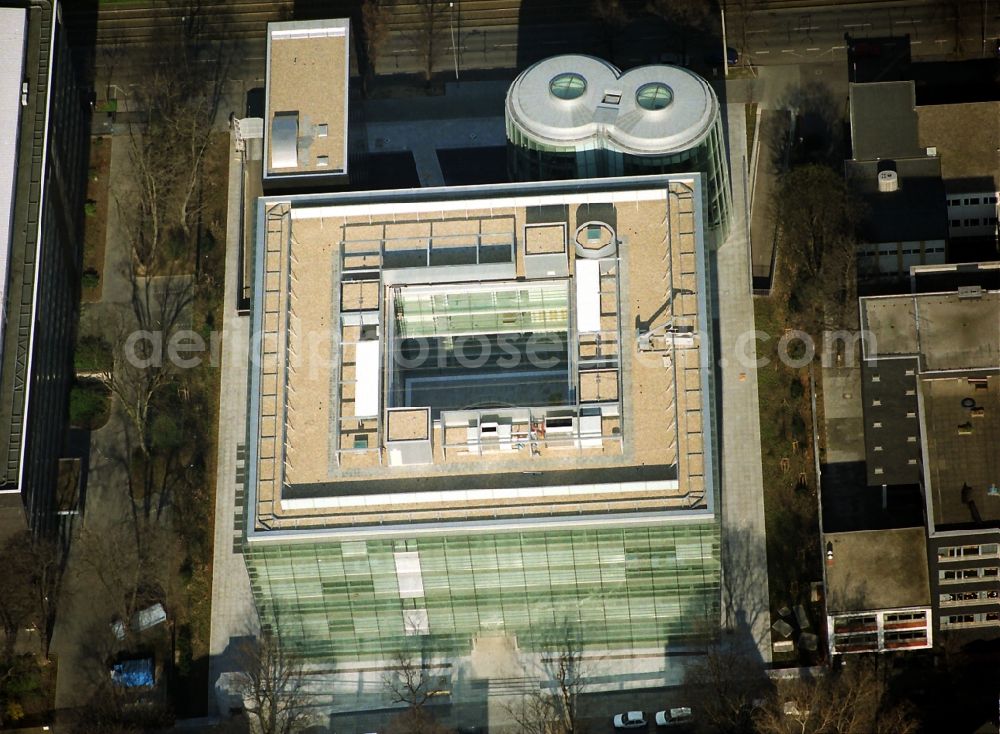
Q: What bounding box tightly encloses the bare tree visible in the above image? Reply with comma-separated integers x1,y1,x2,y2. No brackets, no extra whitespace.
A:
115,0,233,257
234,632,314,734
361,0,393,93
506,623,590,734
0,532,62,658
771,164,859,335
410,0,449,85
0,534,40,656
164,27,233,238
75,519,174,644
119,95,175,272
646,0,711,30
384,646,450,711
95,262,195,530
754,657,920,734
682,627,770,734
69,681,173,734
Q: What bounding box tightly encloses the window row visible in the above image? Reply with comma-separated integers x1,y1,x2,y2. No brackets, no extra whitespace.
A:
884,630,927,643
857,246,946,257
948,196,1000,206
938,543,1000,561
951,217,999,228
940,590,1000,606
941,611,1000,629
885,611,927,623
939,567,1000,583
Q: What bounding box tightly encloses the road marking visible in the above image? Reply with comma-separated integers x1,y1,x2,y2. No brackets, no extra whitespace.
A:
806,47,820,51
896,19,922,25
911,40,922,45
755,50,771,55
843,23,871,28
832,45,846,50
793,26,820,31
781,49,796,53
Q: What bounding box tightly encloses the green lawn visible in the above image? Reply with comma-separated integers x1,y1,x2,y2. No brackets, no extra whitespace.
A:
68,379,111,430
73,335,113,374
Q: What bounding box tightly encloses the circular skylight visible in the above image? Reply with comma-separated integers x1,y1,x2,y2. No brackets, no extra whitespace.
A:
636,82,674,110
549,73,587,100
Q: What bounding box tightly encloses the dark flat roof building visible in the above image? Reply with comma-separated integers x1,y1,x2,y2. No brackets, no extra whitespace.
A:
0,0,88,536
825,528,932,655
860,285,1000,638
846,81,950,279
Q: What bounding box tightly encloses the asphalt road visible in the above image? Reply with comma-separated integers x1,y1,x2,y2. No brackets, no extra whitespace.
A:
77,0,998,96
327,682,697,734
734,1,1000,65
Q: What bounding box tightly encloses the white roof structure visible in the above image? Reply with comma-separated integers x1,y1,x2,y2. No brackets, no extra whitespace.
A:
264,18,350,183
0,8,27,357
505,54,719,155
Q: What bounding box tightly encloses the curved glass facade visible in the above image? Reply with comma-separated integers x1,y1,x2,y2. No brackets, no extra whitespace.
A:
506,114,731,244
246,523,720,661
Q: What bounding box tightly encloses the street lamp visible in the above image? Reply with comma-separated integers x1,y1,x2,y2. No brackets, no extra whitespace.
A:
449,2,459,80
721,0,729,78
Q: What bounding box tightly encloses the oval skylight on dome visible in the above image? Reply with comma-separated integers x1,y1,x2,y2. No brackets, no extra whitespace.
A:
636,82,673,110
549,72,587,100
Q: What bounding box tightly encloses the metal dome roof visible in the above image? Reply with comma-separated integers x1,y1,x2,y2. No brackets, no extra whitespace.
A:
505,55,719,155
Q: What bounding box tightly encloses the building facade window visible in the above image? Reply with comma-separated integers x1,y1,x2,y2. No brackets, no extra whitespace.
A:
940,590,1000,606
942,611,1000,629
938,543,1000,561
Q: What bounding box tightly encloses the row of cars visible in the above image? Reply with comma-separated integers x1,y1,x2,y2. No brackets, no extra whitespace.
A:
613,707,693,729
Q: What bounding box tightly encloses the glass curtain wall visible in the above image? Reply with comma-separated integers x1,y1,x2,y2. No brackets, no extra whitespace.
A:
507,116,731,244
246,522,720,661
621,117,731,240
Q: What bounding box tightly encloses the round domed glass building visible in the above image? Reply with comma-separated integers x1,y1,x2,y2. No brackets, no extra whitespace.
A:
505,55,732,243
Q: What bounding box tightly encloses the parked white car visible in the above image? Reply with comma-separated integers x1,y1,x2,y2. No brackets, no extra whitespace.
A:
614,711,647,729
655,707,693,726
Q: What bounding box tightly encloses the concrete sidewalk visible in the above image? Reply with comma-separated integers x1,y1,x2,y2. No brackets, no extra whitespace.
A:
207,132,257,715
716,102,772,664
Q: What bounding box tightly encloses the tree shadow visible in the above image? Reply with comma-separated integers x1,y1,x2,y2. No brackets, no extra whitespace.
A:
719,524,772,669
774,80,848,168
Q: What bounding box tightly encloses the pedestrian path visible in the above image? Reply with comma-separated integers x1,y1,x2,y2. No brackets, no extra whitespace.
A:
207,132,258,715
716,101,772,664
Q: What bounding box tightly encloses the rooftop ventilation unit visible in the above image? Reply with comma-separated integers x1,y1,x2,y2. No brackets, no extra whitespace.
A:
271,111,299,169
877,169,899,193
957,285,983,299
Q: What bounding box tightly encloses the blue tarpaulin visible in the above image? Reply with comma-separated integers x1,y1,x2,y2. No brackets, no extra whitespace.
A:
111,658,154,687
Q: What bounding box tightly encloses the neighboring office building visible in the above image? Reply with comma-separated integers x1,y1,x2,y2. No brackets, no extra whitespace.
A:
916,101,1000,245
241,176,721,682
824,528,932,655
846,81,948,282
0,1,88,536
505,56,731,246
263,18,350,191
859,285,1000,638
